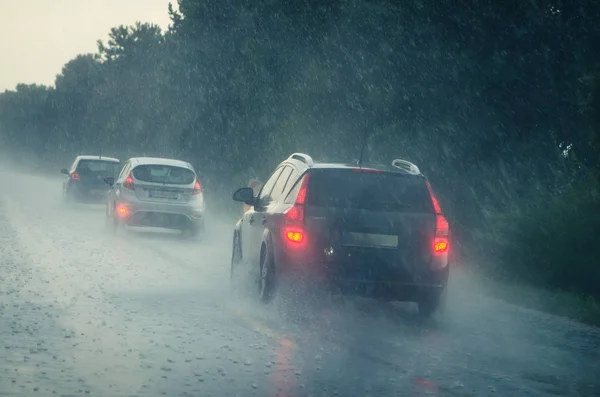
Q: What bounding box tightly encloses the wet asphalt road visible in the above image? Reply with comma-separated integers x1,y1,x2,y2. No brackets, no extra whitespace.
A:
1,169,599,397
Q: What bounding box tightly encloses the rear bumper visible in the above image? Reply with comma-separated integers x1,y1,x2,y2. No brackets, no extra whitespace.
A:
115,199,204,229
67,184,108,200
276,248,449,300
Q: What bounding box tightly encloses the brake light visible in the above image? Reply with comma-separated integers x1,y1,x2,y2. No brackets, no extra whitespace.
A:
285,205,303,222
295,175,309,205
286,231,304,243
283,173,310,244
434,214,449,254
123,173,134,190
71,172,80,180
192,180,202,195
436,214,449,234
425,180,442,214
117,206,128,217
434,239,448,253
426,180,449,254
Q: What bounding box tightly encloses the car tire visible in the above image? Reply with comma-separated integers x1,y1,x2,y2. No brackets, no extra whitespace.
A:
230,232,242,282
258,244,276,304
191,220,205,237
106,203,121,233
182,222,203,240
417,287,447,317
229,232,244,297
63,187,73,203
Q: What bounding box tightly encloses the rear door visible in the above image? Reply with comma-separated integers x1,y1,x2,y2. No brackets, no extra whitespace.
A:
303,169,436,281
244,166,288,265
131,164,197,203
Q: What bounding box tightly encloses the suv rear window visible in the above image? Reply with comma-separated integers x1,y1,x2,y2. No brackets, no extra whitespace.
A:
76,160,121,175
305,169,433,213
132,165,195,185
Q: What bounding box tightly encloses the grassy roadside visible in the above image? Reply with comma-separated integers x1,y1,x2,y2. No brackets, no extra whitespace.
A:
456,267,600,327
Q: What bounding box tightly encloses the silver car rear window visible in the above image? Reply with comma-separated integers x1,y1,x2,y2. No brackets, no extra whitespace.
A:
132,165,195,185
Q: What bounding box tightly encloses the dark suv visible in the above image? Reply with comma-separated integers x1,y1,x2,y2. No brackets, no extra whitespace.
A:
231,153,450,315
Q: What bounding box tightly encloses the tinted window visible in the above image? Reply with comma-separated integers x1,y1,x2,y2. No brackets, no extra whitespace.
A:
258,167,284,203
76,160,121,175
306,169,433,213
270,166,294,202
284,170,303,204
132,164,195,185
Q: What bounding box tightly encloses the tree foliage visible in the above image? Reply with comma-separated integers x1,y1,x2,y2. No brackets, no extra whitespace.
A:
1,0,600,295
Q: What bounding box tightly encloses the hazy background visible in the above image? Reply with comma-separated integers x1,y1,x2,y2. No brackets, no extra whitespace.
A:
0,0,176,91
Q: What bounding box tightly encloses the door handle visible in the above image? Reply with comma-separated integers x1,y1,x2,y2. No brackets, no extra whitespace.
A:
261,217,267,225
249,216,255,225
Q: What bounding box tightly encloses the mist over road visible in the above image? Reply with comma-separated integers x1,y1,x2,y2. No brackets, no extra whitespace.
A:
1,168,598,396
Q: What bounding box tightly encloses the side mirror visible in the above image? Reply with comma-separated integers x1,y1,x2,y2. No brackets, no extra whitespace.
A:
60,169,69,175
104,176,115,186
233,187,255,206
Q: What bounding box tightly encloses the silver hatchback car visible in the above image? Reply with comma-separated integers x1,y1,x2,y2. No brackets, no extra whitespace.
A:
104,157,205,235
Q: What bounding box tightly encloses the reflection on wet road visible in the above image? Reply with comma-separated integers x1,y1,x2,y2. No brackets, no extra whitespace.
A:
1,170,599,396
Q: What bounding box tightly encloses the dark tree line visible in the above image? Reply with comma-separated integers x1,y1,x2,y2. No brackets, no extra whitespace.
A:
1,0,600,296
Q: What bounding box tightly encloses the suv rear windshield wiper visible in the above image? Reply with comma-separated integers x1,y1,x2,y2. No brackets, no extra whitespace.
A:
357,201,414,210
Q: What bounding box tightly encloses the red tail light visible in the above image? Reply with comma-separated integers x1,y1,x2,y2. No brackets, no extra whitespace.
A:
286,231,304,243
123,173,134,190
117,205,128,217
283,173,310,244
192,180,202,195
71,172,80,180
434,214,449,254
426,180,449,254
425,180,442,214
295,175,309,205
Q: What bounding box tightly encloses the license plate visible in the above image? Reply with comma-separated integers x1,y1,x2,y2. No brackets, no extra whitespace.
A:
149,190,179,199
343,233,398,248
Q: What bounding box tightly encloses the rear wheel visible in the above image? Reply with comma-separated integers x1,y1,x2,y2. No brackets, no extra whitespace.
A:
63,187,74,203
192,219,205,236
258,245,276,304
417,287,447,317
230,232,242,282
182,220,204,240
229,232,245,297
106,203,122,233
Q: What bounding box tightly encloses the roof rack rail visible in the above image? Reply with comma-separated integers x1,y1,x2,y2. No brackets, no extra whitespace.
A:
391,159,421,175
288,152,314,167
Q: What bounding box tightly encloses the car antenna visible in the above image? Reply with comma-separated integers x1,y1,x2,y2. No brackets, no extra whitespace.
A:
357,129,370,168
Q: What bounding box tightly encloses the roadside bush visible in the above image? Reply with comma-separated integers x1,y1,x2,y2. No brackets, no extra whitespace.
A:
479,176,600,298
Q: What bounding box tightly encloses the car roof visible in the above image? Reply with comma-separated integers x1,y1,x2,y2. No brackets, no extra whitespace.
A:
280,153,423,176
313,163,424,176
283,159,424,177
76,155,120,163
311,163,374,170
128,157,193,169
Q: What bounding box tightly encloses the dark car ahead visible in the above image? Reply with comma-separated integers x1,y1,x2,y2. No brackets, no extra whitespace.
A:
231,153,450,316
61,155,121,202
